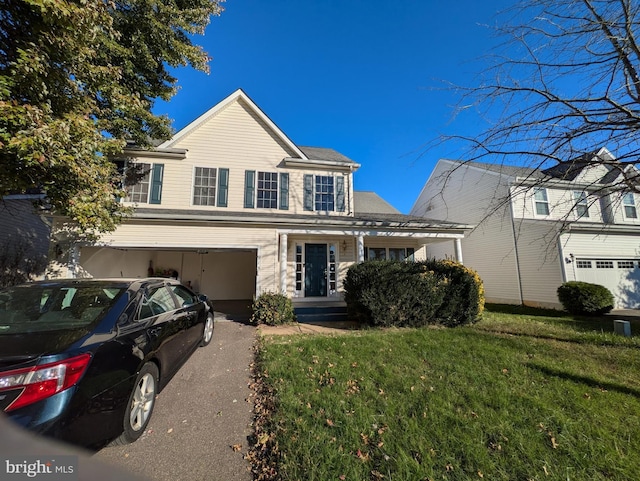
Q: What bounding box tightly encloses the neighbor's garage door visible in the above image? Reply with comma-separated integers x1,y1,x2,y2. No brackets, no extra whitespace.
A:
575,258,640,309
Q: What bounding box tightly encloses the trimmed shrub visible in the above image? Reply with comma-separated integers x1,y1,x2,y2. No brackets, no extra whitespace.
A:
557,281,614,315
423,258,485,326
343,259,484,328
250,292,297,326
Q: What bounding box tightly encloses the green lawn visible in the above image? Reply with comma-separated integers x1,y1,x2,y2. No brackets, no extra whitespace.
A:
251,305,640,481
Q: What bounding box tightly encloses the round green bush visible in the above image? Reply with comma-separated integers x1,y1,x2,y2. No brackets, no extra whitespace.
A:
249,292,297,326
343,259,484,328
557,281,614,315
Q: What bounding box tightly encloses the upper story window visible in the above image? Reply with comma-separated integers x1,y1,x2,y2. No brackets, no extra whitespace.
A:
623,192,638,219
257,172,278,209
533,187,550,216
192,167,228,207
127,163,151,203
193,167,217,206
303,174,345,212
244,170,288,210
117,161,164,205
315,176,334,211
573,191,589,218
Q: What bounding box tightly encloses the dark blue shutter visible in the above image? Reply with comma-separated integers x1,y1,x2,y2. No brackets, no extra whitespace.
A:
149,164,164,204
303,174,314,211
279,173,289,210
244,170,255,208
217,168,229,207
336,175,345,212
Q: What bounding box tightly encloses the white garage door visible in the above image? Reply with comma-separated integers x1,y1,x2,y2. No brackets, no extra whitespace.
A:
574,258,640,309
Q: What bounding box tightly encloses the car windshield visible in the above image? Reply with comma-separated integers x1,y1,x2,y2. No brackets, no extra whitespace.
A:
0,284,125,334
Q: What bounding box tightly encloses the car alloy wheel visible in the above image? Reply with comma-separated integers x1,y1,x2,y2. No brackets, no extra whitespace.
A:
200,312,214,347
112,362,159,445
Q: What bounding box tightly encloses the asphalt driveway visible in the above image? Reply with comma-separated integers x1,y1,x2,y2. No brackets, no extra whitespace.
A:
96,320,255,481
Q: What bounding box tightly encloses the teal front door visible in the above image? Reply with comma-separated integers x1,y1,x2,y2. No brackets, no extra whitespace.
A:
305,244,327,297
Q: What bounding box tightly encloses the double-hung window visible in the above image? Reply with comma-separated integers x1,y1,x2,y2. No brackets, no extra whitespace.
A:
533,187,550,216
573,191,589,218
193,167,228,207
315,176,334,211
623,192,638,219
120,162,164,205
244,170,289,210
257,172,278,208
303,174,345,212
193,167,217,206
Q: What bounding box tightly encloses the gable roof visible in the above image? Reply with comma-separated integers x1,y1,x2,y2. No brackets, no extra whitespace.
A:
354,191,401,215
299,146,357,167
444,147,633,186
158,89,307,159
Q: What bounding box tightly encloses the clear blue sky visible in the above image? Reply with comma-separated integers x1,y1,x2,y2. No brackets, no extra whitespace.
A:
155,0,511,214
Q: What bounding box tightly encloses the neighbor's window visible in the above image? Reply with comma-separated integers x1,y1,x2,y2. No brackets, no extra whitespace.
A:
623,192,638,219
257,172,278,208
533,188,550,216
193,167,217,206
573,191,589,218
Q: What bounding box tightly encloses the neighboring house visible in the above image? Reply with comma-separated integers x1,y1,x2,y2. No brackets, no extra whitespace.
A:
49,89,470,304
0,194,51,285
411,147,640,309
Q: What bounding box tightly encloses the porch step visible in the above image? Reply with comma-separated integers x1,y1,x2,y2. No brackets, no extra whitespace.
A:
294,305,349,323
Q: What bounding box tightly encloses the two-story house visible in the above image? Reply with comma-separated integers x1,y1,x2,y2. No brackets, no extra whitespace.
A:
49,89,469,307
411,147,640,309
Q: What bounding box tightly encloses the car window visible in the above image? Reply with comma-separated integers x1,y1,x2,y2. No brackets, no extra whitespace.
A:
171,285,197,307
138,286,177,320
0,284,125,333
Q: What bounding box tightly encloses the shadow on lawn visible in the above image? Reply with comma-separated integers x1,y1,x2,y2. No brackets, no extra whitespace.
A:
527,363,640,398
484,303,640,336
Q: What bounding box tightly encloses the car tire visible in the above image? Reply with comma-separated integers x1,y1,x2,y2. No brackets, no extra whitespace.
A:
200,312,214,347
112,362,159,446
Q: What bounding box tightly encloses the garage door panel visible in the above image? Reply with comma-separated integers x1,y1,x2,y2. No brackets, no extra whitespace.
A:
575,258,640,309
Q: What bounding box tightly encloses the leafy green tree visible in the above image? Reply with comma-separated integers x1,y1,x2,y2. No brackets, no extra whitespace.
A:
0,0,223,235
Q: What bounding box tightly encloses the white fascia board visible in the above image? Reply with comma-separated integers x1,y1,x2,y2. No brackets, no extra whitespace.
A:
158,89,308,160
283,158,361,171
277,228,466,239
123,148,187,161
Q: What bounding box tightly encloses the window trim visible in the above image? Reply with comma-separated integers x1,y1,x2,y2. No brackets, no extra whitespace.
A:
573,190,589,219
193,166,218,206
533,187,550,216
622,192,638,219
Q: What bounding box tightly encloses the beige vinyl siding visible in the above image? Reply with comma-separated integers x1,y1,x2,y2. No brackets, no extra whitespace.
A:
512,220,564,308
124,98,354,216
412,161,522,304
96,222,280,294
572,163,610,184
510,186,604,222
605,191,640,225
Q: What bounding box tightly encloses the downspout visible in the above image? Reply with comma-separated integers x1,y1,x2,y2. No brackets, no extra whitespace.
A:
508,193,525,305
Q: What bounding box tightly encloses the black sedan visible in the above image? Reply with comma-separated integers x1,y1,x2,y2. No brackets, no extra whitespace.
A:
0,277,214,450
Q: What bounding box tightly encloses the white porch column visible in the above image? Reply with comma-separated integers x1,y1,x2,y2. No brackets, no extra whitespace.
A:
454,238,463,264
279,233,288,294
357,235,365,262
